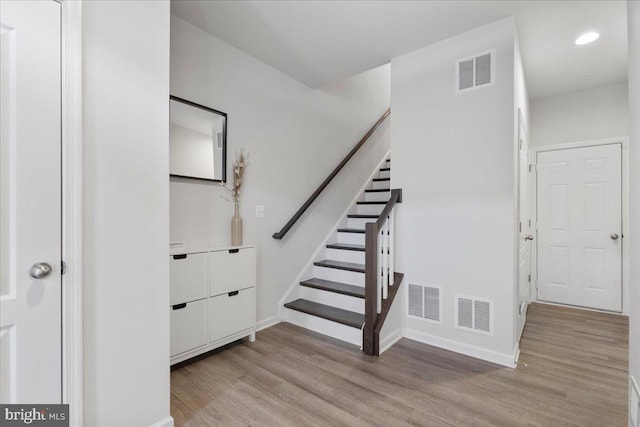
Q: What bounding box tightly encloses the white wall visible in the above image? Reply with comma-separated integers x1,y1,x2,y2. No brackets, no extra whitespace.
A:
392,17,518,366
83,2,171,426
530,83,629,147
170,16,390,325
628,1,640,421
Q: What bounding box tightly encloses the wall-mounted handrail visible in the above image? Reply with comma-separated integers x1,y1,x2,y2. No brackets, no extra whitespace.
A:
363,188,403,356
272,108,391,240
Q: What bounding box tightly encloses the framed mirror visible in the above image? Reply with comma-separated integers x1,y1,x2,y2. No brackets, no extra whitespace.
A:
169,95,227,182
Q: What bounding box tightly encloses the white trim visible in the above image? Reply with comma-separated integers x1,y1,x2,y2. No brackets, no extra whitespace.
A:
403,328,516,368
149,416,175,427
60,1,83,425
530,136,629,315
277,151,391,316
378,328,402,355
256,315,281,332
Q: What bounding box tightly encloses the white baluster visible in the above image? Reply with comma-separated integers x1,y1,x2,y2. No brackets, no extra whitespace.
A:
389,208,395,287
382,217,389,300
377,226,382,314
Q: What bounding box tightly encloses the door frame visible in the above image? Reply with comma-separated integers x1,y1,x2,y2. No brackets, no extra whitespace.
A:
60,0,83,425
530,136,629,315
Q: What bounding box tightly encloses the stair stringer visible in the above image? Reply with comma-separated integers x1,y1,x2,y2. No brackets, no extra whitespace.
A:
277,150,391,322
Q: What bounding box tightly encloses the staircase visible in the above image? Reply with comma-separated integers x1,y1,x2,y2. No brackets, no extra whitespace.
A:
284,158,403,354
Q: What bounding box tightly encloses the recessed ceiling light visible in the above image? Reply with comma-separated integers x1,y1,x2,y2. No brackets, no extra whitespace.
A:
575,32,600,45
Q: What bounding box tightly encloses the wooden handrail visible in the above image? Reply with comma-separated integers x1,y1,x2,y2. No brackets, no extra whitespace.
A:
363,188,402,356
272,108,391,240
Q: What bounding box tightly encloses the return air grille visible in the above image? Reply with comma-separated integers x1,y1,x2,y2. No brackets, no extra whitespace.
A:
408,284,441,324
455,295,493,335
456,50,495,93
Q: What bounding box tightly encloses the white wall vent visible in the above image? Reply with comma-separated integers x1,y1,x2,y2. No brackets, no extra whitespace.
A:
456,50,495,93
408,284,442,324
455,295,493,335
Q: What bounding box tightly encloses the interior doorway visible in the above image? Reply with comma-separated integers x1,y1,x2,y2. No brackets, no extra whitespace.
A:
534,141,624,313
0,0,62,403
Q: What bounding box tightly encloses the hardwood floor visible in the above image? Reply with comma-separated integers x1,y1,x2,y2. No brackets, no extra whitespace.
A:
171,303,628,426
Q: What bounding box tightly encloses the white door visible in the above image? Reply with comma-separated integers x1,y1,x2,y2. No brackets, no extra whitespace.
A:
536,144,622,312
517,117,532,338
0,0,62,403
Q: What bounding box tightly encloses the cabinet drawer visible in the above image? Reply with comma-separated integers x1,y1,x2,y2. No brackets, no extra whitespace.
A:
209,247,256,296
170,252,207,305
170,299,207,357
209,287,255,343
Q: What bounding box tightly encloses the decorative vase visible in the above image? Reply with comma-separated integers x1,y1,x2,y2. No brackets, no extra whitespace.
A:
231,200,243,246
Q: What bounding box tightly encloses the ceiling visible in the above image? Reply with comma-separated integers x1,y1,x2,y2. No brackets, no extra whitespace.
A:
171,1,628,100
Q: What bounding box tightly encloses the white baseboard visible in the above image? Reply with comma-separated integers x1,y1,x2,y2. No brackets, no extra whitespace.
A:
256,315,281,332
379,328,402,355
150,416,174,427
403,328,517,368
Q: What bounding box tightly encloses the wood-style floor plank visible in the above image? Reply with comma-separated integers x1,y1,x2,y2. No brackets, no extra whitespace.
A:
171,303,628,426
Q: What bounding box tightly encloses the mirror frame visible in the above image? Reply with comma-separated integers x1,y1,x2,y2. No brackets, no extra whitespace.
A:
169,95,227,183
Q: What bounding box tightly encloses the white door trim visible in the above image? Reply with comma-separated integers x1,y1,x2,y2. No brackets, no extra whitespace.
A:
61,0,83,425
530,136,629,315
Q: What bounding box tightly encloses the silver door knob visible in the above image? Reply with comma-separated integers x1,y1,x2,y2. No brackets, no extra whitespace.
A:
610,234,619,240
525,235,534,241
29,262,52,279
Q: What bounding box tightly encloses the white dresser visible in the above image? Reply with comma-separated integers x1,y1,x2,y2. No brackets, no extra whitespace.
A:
169,245,256,365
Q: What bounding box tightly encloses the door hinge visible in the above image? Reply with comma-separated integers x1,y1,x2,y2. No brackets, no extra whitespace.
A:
528,164,532,172
528,273,531,283
61,261,66,275
519,222,522,233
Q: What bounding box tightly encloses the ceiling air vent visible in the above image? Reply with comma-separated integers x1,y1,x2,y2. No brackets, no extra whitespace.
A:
455,295,493,335
408,284,442,324
456,50,495,93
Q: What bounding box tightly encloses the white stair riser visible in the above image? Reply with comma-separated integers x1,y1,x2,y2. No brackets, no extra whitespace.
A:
299,287,364,314
326,248,365,264
347,217,377,229
364,191,391,202
372,180,390,190
357,204,385,215
314,266,364,286
378,169,390,179
337,232,365,245
284,310,362,347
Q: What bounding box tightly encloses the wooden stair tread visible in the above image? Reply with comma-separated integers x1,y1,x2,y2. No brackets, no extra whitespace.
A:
337,228,365,234
365,188,390,193
380,167,390,171
357,201,386,205
284,299,364,328
347,214,378,218
326,243,365,252
314,259,365,273
372,177,390,182
299,278,365,298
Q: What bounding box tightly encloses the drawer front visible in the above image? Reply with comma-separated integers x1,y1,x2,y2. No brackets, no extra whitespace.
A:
209,287,255,343
170,252,207,305
209,247,256,296
170,299,207,357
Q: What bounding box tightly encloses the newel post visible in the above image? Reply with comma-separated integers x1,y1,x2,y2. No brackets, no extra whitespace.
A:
363,221,378,356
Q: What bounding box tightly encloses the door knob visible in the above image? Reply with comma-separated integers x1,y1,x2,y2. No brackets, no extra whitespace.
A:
610,233,619,240
29,262,52,279
525,235,534,241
